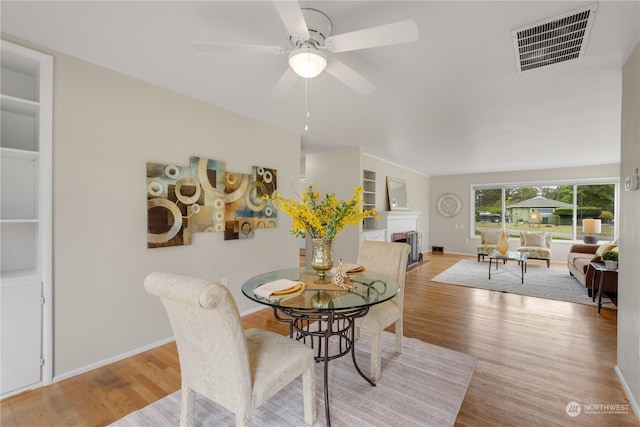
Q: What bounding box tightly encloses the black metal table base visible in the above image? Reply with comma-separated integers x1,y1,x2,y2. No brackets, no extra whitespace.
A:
273,305,374,426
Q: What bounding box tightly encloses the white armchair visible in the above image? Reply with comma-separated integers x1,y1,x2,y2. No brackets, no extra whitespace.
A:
144,271,316,427
354,241,411,381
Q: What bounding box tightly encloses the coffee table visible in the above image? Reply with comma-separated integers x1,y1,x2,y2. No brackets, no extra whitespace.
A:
488,250,528,284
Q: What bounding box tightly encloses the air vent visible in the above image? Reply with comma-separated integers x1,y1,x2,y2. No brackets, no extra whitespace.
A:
512,4,597,72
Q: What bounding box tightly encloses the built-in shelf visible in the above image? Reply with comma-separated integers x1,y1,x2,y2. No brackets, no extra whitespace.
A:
1,40,53,397
0,268,39,282
1,147,39,160
1,94,39,116
362,169,377,230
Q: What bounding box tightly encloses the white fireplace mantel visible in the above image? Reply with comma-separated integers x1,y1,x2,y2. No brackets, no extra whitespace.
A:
378,211,420,241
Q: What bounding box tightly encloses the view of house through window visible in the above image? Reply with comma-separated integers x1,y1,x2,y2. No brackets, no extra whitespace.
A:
473,182,617,242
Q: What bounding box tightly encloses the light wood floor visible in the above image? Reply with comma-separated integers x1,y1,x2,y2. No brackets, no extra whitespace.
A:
2,253,638,426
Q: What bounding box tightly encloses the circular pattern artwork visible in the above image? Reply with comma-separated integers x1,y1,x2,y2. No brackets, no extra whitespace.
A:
146,157,278,246
436,193,462,217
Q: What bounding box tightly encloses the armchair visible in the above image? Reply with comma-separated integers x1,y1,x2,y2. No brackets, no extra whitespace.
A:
144,271,316,427
518,231,552,267
477,229,502,262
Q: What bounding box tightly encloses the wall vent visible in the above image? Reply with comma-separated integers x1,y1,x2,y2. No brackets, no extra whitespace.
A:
512,4,597,72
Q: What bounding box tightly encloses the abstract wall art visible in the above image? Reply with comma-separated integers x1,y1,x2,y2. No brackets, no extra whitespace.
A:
146,156,277,248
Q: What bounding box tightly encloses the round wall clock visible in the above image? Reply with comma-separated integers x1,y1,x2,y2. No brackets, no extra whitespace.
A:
437,193,462,217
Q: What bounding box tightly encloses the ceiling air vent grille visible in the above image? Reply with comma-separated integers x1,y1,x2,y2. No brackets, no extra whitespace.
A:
512,4,597,72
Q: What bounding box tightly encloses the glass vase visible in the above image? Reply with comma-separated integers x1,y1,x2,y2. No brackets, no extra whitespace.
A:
311,238,334,283
497,229,509,255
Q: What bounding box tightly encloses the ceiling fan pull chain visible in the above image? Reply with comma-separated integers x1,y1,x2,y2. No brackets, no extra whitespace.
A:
304,63,310,132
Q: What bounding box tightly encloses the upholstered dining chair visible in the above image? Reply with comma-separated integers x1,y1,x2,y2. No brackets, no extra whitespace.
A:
144,271,316,427
518,231,552,267
354,241,411,381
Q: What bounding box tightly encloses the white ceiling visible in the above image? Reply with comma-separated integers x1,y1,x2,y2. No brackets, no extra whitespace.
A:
2,1,639,176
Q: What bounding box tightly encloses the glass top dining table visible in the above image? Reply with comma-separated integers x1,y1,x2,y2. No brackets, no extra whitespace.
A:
242,267,399,427
241,267,400,310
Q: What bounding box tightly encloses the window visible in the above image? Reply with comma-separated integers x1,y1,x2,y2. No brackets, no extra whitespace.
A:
473,181,618,242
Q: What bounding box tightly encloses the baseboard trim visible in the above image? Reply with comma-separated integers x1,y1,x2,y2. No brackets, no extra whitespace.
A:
53,336,175,383
47,306,266,385
240,304,267,317
1,380,44,400
615,365,640,420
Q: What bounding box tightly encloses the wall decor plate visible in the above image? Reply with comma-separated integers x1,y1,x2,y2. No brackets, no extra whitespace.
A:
437,193,462,217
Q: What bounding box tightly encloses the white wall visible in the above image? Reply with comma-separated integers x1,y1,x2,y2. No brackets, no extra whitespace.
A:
6,37,301,379
429,164,620,261
617,41,640,417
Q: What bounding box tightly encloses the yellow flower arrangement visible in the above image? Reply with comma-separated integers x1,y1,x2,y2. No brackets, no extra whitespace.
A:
268,185,377,239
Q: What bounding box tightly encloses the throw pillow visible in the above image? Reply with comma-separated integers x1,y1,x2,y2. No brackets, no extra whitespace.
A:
523,232,546,247
596,243,617,256
482,230,501,244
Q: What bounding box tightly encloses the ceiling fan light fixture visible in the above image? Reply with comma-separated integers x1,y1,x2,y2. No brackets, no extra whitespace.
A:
288,47,327,78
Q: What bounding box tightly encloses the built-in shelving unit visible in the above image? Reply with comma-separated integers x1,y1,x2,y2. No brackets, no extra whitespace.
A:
362,169,377,231
1,40,53,397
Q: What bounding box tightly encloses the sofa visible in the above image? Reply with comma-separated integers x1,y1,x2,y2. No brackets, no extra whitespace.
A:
567,243,618,296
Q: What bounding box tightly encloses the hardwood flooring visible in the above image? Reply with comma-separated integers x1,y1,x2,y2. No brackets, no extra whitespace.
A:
2,253,637,426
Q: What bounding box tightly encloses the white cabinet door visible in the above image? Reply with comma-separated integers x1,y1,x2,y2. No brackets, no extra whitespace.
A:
1,279,42,392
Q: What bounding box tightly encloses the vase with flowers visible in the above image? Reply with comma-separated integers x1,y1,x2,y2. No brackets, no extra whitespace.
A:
268,185,377,283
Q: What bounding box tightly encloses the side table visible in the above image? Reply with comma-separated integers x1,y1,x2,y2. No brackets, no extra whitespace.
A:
590,262,618,313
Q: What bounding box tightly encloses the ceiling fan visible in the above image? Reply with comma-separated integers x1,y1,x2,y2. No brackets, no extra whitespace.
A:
193,1,419,97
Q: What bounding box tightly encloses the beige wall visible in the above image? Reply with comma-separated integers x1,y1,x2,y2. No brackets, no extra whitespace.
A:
305,148,363,263
304,150,430,262
6,38,302,379
618,41,640,417
429,164,620,262
362,154,430,249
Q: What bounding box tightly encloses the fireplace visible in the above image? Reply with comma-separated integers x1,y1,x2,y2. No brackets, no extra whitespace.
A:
378,211,421,267
391,231,420,265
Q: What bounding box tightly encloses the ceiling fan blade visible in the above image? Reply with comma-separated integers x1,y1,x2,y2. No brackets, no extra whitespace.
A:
325,59,376,95
270,68,299,99
272,1,309,38
325,19,418,53
192,42,286,55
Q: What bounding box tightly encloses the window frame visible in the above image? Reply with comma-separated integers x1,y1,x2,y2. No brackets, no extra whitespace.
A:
470,178,619,242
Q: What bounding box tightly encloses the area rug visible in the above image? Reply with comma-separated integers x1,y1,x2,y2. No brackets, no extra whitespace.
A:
432,259,614,307
110,329,478,427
